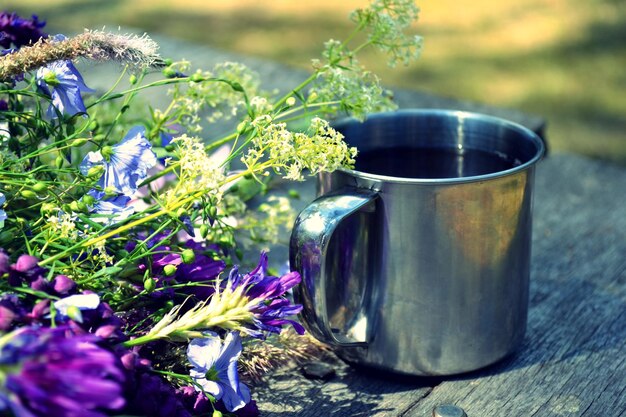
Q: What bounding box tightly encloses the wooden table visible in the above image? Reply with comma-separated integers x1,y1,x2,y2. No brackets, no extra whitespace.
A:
88,35,626,416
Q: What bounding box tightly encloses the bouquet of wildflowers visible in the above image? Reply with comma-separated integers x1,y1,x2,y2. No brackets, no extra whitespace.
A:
0,2,421,416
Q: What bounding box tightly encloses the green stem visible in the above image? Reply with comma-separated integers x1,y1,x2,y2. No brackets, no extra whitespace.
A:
122,333,157,347
273,73,316,111
38,168,255,267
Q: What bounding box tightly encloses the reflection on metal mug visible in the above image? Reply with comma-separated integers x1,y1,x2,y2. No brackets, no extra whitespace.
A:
289,109,545,376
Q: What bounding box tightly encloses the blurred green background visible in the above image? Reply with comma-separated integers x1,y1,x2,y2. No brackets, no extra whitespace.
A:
4,0,626,164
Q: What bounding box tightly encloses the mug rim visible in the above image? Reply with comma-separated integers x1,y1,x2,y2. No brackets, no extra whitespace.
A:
333,109,546,185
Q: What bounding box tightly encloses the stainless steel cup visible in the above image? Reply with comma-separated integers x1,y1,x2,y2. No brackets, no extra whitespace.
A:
289,109,545,376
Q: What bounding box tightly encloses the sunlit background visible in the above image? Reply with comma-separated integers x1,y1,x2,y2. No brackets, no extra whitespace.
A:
5,0,626,164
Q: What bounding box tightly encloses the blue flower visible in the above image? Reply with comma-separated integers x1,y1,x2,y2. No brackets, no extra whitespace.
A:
85,191,135,225
0,192,7,229
80,126,157,196
36,59,94,118
187,331,251,412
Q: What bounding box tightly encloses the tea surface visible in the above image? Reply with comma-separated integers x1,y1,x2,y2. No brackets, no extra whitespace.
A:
354,146,520,178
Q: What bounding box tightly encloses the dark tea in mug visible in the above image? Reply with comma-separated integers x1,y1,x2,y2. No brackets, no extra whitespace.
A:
354,146,521,179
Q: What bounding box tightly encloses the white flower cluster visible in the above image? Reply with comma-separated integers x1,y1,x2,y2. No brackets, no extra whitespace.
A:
165,134,225,207
46,212,78,240
169,61,264,132
309,52,396,121
351,0,423,67
90,239,114,265
243,116,357,181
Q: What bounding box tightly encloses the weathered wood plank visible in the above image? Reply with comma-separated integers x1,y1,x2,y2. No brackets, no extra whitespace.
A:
256,359,433,417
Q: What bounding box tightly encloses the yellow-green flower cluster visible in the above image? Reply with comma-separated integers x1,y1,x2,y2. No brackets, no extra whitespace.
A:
351,0,423,67
165,134,225,208
309,52,396,120
46,212,78,240
169,61,263,132
246,196,295,244
243,116,357,181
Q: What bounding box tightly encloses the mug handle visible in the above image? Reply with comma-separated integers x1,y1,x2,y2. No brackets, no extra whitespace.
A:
289,188,378,348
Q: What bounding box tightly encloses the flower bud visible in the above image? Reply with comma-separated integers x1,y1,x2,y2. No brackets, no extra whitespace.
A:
76,201,88,213
86,165,105,179
70,138,88,147
129,74,138,85
20,190,37,199
40,202,57,215
69,201,81,213
143,277,156,293
181,249,195,264
32,182,47,193
190,73,205,83
199,224,209,238
104,186,117,196
65,305,84,323
82,194,96,206
101,146,114,160
162,67,178,78
213,410,223,417
163,264,177,276
286,97,296,106
218,235,233,248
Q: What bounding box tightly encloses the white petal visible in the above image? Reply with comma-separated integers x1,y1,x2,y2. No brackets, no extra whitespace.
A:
54,293,100,313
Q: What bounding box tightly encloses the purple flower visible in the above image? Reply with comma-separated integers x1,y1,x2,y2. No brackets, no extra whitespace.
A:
124,372,191,417
7,254,46,287
227,252,305,337
0,294,25,331
52,274,76,295
80,126,157,196
143,239,226,300
174,246,226,300
0,326,126,417
0,12,46,50
36,60,94,119
187,331,251,412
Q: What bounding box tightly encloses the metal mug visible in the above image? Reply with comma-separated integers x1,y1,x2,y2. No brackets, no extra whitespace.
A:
289,109,545,376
